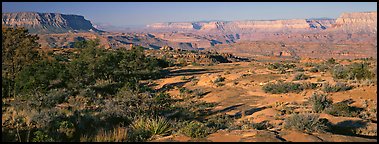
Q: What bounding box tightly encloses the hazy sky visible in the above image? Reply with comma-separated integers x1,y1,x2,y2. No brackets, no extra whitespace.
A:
2,2,377,27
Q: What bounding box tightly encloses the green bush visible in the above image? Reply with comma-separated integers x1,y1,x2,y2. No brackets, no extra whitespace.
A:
322,82,353,93
284,113,329,133
308,93,332,113
32,131,54,142
15,60,70,95
331,63,373,81
179,121,210,138
293,73,310,81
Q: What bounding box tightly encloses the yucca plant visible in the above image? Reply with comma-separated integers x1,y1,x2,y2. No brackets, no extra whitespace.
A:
146,117,172,136
129,116,172,141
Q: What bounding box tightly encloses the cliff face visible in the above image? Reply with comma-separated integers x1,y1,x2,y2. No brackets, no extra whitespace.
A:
331,11,377,33
146,19,335,33
145,11,376,34
2,12,102,33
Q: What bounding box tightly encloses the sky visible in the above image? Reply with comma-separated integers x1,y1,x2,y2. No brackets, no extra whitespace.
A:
2,2,377,27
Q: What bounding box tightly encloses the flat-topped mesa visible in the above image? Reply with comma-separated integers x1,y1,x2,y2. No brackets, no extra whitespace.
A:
146,22,196,31
332,11,377,33
146,19,335,33
145,11,377,34
223,19,334,32
2,12,102,33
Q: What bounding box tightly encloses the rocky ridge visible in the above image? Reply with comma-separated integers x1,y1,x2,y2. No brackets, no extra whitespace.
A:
2,12,102,33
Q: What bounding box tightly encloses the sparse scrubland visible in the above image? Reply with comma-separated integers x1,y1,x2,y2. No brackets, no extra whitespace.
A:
2,27,377,142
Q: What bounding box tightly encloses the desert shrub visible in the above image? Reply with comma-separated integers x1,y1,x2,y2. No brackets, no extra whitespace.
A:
90,80,124,97
15,59,70,95
179,87,193,98
190,77,200,86
294,67,305,72
325,103,358,117
213,76,225,83
331,63,373,81
177,58,187,67
192,89,207,98
293,73,310,81
316,64,329,72
348,62,373,80
262,82,305,94
191,62,200,66
267,63,296,70
32,131,54,142
213,76,226,87
331,65,348,79
322,82,353,93
277,67,287,74
308,93,332,113
129,129,153,142
205,114,234,132
179,87,192,94
38,89,72,108
178,121,210,138
251,120,273,130
284,113,329,133
309,67,319,73
301,82,318,89
27,108,81,142
325,58,337,65
318,64,329,72
304,62,317,67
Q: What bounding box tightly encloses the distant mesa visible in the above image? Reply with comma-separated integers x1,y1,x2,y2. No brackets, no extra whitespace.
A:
2,12,104,34
145,11,377,34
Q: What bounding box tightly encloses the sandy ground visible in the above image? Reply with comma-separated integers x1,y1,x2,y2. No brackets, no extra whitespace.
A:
151,59,377,142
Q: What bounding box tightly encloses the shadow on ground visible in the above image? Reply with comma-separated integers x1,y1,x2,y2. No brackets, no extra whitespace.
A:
162,68,222,78
328,119,377,139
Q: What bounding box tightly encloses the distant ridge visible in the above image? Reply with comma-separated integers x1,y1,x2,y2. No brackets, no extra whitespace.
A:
2,12,103,34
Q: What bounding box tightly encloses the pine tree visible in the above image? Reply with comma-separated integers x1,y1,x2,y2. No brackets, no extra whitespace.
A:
2,26,41,97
